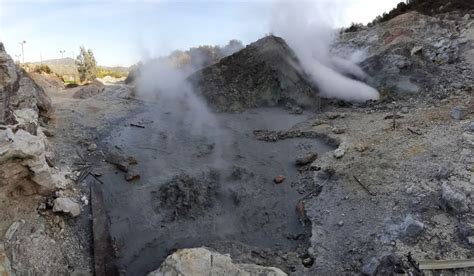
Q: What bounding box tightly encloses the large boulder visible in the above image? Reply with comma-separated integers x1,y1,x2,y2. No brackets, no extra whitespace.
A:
148,247,287,276
0,42,67,196
189,35,319,112
0,43,52,123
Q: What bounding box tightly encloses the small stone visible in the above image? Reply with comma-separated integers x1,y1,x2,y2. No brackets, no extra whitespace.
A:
4,221,21,241
337,220,344,227
53,197,81,217
116,162,129,172
411,46,423,56
468,236,474,245
295,152,318,166
302,257,314,267
469,122,474,132
400,215,424,238
333,148,345,159
274,175,285,184
125,169,141,182
441,183,469,214
400,107,409,114
452,106,466,120
332,127,346,134
362,257,380,275
127,156,138,165
93,170,102,176
106,152,129,172
355,144,368,152
81,195,89,205
43,128,55,137
87,143,97,151
463,14,470,21
436,162,453,180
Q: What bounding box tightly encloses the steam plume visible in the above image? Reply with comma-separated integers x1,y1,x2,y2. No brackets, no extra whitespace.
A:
270,1,379,102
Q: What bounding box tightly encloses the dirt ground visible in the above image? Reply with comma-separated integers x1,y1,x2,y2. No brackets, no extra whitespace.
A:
2,75,472,275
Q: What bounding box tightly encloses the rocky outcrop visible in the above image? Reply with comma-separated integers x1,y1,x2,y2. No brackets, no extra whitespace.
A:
189,35,319,112
0,43,52,124
0,42,68,196
148,247,287,276
338,11,474,99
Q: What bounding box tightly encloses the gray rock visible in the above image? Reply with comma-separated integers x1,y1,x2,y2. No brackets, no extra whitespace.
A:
441,183,469,214
436,162,453,180
411,46,423,56
361,257,380,275
458,222,474,242
333,148,345,159
4,221,22,241
469,122,474,132
148,247,287,276
400,107,409,114
400,215,424,238
332,127,346,134
295,152,318,166
468,236,474,245
452,106,466,120
53,197,81,217
125,169,140,182
87,143,97,151
0,43,65,195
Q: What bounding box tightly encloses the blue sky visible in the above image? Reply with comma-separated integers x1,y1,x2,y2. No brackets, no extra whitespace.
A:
0,0,401,66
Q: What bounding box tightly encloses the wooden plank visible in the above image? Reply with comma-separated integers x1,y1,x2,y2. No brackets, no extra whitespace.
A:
91,179,119,276
419,259,474,270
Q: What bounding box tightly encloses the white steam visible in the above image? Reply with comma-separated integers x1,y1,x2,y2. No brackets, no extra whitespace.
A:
136,58,216,136
270,1,379,102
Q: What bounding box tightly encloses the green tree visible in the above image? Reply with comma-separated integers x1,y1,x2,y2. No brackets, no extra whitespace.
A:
75,46,97,82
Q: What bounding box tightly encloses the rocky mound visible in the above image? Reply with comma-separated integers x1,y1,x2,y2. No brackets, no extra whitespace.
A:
338,11,474,101
73,79,105,99
0,42,68,195
189,35,319,112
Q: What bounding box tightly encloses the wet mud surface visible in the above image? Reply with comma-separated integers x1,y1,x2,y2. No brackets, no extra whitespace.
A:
99,105,334,275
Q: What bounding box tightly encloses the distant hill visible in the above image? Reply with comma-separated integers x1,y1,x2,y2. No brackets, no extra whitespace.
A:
29,58,130,81
29,58,78,81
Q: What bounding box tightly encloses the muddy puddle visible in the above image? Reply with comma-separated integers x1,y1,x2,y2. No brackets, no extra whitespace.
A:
100,106,334,275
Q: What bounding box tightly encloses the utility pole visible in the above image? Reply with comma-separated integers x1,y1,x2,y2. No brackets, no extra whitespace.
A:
60,50,66,59
19,40,26,64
